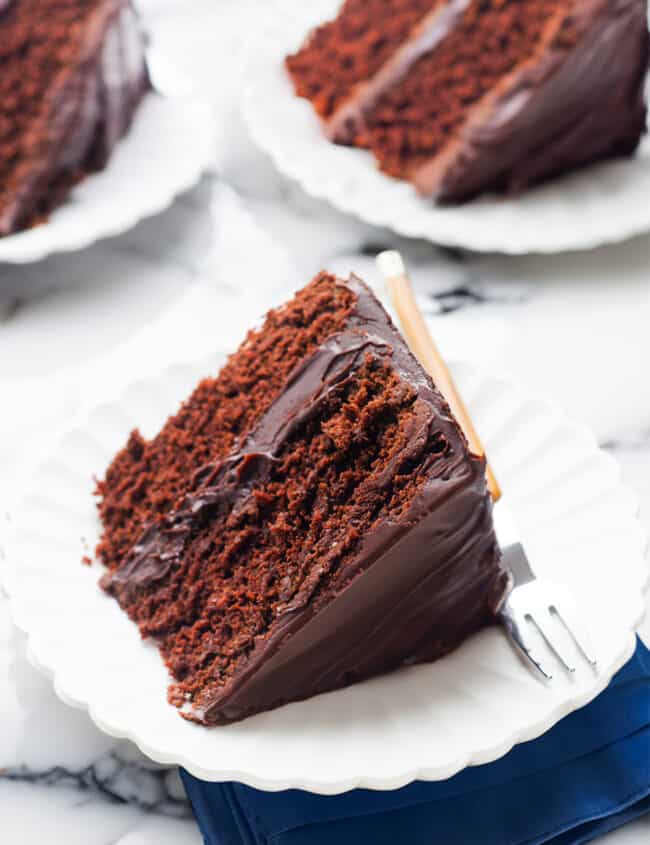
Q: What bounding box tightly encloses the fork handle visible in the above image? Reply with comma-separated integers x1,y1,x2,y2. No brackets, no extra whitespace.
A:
377,251,501,501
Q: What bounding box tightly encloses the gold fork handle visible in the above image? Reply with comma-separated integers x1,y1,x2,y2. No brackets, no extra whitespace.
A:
377,251,501,502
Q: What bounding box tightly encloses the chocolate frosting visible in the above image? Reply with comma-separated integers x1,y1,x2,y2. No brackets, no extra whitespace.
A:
0,0,150,236
417,0,649,201
103,275,508,725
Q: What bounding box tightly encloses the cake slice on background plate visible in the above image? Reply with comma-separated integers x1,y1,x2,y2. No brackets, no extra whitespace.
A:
0,0,150,236
286,0,649,202
98,272,509,725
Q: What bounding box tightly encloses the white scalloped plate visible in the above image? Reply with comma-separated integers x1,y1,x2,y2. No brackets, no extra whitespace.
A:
243,0,650,254
0,91,214,264
1,358,647,793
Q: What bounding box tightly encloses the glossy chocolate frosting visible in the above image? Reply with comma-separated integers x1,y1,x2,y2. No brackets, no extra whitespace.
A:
103,275,508,725
417,0,649,201
0,0,150,236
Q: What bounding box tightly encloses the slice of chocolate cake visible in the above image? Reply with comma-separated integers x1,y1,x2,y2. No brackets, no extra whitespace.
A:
286,0,648,202
98,273,508,725
0,0,150,236
96,275,360,572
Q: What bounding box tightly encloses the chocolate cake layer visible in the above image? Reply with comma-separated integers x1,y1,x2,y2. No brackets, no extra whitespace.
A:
96,274,357,571
286,0,648,202
0,0,150,236
100,274,508,725
285,0,439,121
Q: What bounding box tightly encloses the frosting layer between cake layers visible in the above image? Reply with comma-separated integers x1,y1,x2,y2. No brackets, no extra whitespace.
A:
102,274,508,725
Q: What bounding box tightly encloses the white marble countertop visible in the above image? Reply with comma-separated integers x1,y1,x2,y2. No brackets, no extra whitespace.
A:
0,2,648,842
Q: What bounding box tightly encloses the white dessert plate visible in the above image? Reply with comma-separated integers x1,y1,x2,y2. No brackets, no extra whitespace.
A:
243,0,650,254
1,356,647,793
0,90,214,265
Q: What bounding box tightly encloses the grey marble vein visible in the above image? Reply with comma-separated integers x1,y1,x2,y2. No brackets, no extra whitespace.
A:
0,298,23,323
426,281,530,315
601,430,650,453
1,752,191,818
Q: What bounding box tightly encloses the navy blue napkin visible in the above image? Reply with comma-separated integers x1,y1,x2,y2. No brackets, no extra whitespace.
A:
182,639,650,845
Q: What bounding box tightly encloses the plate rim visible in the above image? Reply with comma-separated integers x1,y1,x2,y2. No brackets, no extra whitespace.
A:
1,358,647,793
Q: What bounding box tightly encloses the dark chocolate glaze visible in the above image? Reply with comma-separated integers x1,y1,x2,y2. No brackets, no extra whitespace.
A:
0,0,150,236
103,275,508,725
418,0,649,201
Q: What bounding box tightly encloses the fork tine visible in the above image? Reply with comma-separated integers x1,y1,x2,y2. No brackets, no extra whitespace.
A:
550,601,598,667
502,608,553,680
528,610,576,673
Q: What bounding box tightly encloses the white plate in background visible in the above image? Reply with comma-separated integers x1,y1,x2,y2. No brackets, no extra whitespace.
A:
0,90,215,265
1,358,646,792
243,0,650,254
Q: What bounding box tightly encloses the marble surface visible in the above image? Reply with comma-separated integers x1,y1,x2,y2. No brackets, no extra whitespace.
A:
0,1,648,842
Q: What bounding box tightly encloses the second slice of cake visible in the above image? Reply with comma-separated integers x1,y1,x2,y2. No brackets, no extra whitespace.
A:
286,0,648,202
99,273,508,724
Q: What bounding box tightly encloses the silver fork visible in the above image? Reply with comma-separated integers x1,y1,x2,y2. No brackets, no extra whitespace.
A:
493,499,598,679
375,250,598,680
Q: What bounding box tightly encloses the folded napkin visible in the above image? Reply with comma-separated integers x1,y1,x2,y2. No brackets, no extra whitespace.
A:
182,638,650,845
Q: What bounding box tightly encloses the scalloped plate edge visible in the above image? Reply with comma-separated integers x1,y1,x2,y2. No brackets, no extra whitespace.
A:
1,360,647,793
